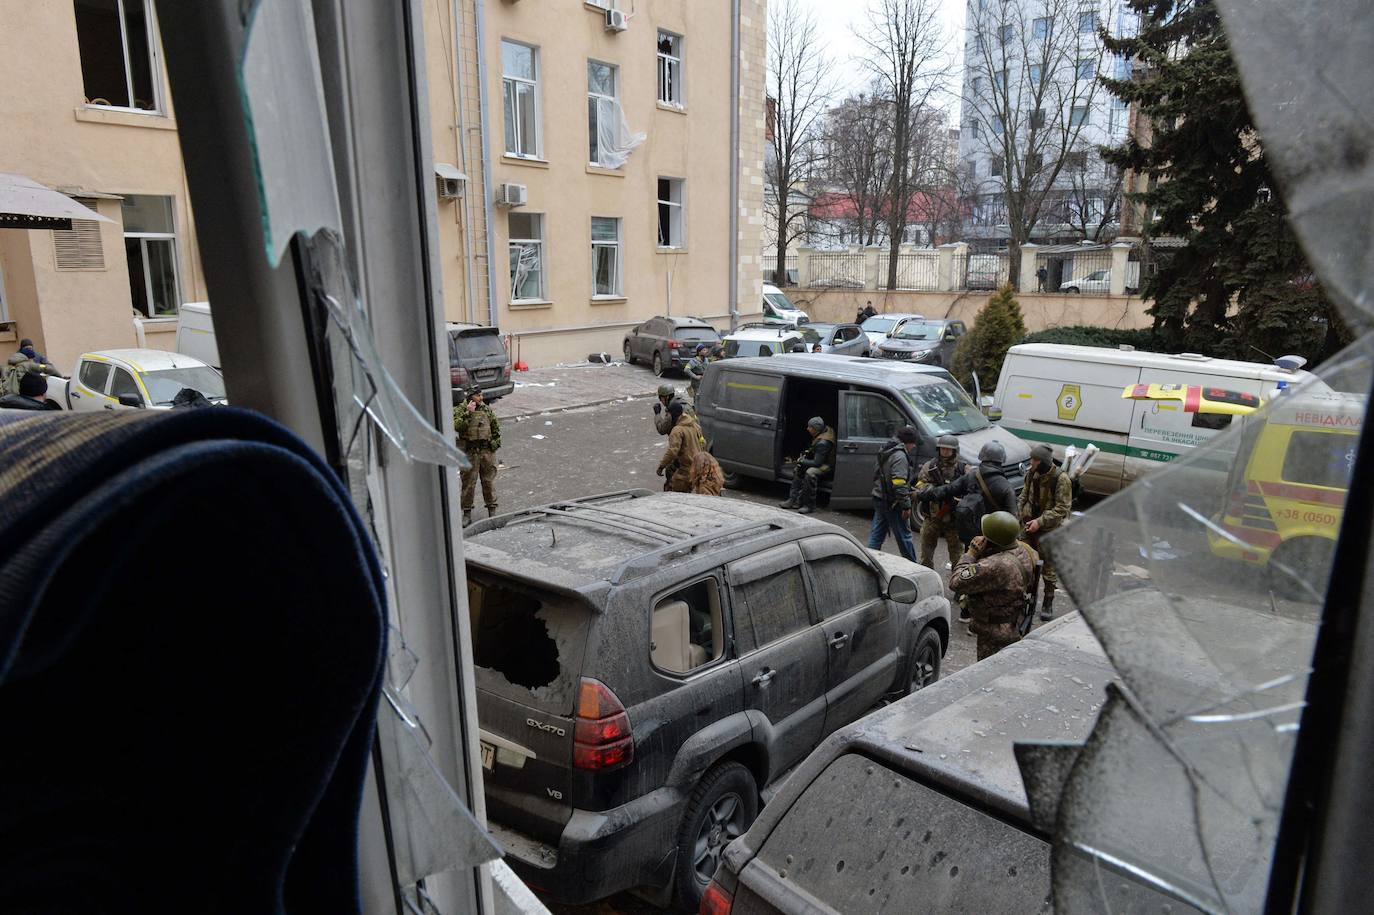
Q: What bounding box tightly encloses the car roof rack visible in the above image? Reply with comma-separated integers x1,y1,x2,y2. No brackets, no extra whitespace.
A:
611,520,784,585
466,489,655,536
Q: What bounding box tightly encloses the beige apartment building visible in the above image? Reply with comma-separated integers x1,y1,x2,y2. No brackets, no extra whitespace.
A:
423,0,767,367
1,0,765,373
0,0,207,371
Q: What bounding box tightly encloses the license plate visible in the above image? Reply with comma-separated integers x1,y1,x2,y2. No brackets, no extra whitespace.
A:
480,741,495,772
477,369,497,380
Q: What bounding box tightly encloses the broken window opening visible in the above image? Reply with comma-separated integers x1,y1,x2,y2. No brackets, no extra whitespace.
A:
74,0,161,112
467,577,588,714
651,578,724,675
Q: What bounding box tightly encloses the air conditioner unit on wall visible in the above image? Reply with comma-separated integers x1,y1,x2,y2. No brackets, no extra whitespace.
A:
495,183,527,207
604,8,628,32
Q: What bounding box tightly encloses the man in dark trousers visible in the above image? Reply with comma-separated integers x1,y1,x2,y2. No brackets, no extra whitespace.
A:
1036,265,1048,292
1018,444,1073,620
778,417,835,514
867,425,919,562
914,434,967,570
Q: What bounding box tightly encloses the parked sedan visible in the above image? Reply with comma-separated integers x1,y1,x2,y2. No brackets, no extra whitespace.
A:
859,312,923,348
623,315,722,377
50,349,226,411
876,319,966,367
797,322,870,356
1062,269,1110,294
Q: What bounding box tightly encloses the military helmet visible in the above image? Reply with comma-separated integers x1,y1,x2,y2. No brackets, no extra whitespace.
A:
981,511,1021,549
657,383,675,398
978,441,1006,464
937,434,958,451
464,384,483,400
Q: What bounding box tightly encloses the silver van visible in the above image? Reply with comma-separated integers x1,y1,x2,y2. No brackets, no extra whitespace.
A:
697,354,1030,508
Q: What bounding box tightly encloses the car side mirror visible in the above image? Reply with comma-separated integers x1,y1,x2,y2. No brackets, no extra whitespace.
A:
118,393,144,408
886,574,920,604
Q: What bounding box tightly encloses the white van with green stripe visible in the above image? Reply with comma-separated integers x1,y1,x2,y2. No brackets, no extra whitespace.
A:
992,344,1316,495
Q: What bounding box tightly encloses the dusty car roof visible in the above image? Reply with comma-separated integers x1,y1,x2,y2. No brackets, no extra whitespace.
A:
821,615,1114,824
715,352,951,383
84,349,213,372
463,491,831,597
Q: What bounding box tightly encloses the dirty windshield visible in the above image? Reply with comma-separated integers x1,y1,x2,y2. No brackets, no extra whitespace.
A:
860,315,901,334
891,322,941,341
901,379,989,434
144,367,227,405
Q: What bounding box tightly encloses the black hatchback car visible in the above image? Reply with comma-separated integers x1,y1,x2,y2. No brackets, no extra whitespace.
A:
463,491,951,910
624,316,722,377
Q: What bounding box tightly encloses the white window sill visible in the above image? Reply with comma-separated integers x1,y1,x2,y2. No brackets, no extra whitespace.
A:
586,164,625,178
590,295,627,304
74,106,176,130
509,299,554,310
656,246,687,254
656,101,687,115
502,154,550,169
584,1,617,11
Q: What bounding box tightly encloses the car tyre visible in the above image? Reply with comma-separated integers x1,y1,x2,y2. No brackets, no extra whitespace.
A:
1267,536,1335,602
721,470,741,489
1064,286,1081,294
624,341,635,365
907,626,943,693
653,351,665,377
673,761,758,911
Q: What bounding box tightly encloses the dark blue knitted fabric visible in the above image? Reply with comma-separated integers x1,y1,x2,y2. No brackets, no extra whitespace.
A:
0,409,387,913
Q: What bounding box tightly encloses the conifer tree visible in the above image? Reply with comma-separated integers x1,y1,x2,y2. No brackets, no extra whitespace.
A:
951,285,1027,391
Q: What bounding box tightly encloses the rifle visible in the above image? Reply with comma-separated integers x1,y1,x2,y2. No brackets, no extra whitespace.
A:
1016,541,1043,637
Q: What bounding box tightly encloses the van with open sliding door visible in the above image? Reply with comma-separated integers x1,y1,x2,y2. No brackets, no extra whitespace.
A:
993,344,1318,495
696,354,1030,507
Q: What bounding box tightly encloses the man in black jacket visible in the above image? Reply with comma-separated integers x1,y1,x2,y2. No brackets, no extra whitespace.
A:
917,441,1018,548
867,425,919,562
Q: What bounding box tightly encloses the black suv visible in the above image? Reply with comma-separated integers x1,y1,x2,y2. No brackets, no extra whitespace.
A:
463,491,951,910
447,322,513,404
624,316,722,377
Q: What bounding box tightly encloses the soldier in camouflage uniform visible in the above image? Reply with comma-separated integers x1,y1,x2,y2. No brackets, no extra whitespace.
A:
657,402,705,493
949,511,1038,661
686,344,710,405
914,433,967,570
454,384,501,526
653,383,693,435
1017,444,1073,620
778,417,835,515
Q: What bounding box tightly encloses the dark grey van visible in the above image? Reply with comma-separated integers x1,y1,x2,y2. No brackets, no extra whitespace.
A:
463,491,950,910
696,354,1030,507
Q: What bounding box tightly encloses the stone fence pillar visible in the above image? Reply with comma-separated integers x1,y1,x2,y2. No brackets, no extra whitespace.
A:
1109,242,1132,296
797,247,814,289
937,242,967,292
1019,244,1041,293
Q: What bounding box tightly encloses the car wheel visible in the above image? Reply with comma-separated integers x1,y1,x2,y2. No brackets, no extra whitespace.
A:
721,470,741,489
673,761,758,911
1267,537,1335,602
1064,286,1081,294
652,351,665,377
908,627,943,693
623,341,635,365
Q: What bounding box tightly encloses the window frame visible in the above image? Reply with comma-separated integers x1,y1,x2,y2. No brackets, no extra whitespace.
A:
507,211,545,303
500,40,542,160
1077,57,1096,81
121,195,182,318
74,0,166,115
1079,10,1097,33
656,30,684,107
1032,16,1051,40
590,215,623,298
109,366,143,403
1070,104,1090,127
587,58,620,167
731,561,814,652
657,176,685,249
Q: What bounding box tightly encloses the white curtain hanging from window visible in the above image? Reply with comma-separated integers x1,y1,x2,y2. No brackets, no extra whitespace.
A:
594,97,646,169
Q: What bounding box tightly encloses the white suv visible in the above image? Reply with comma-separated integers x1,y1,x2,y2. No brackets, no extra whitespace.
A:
722,325,807,358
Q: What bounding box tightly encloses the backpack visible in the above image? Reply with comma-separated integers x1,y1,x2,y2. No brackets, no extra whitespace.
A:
953,469,998,545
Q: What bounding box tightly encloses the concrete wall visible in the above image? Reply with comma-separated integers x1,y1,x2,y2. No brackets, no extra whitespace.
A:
0,2,208,369
795,288,1153,334
424,0,766,368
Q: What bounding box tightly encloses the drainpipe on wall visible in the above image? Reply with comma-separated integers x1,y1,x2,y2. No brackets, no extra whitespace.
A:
451,0,479,326
728,0,740,332
474,0,499,328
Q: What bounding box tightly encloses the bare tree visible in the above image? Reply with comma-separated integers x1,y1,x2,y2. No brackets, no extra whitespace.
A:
1063,155,1124,241
962,0,1116,286
766,0,834,286
856,0,949,290
818,89,894,247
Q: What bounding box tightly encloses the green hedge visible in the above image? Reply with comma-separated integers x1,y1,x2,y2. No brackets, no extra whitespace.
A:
1019,326,1165,350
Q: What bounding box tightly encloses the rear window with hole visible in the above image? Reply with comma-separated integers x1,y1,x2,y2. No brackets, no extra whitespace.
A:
468,576,589,715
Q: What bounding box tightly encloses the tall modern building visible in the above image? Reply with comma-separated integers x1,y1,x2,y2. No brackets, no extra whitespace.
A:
957,0,1136,246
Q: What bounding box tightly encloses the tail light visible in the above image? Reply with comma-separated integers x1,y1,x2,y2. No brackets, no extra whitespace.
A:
701,880,734,915
666,339,680,349
501,364,511,379
450,366,469,386
573,678,633,770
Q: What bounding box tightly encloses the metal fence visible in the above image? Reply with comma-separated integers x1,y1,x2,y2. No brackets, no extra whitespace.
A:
952,251,1010,291
878,251,940,291
761,253,798,286
806,251,866,288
